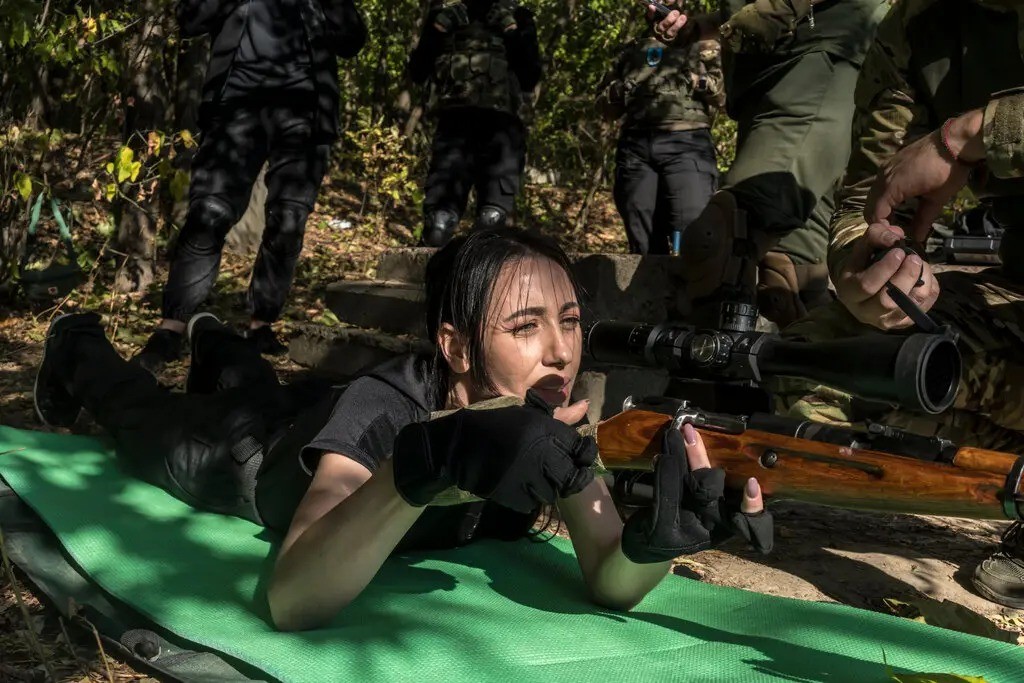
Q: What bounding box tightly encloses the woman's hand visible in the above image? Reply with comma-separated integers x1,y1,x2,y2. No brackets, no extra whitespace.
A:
392,390,596,513
620,422,773,564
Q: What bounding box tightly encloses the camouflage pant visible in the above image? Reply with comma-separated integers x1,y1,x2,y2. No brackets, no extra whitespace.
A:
776,268,1024,452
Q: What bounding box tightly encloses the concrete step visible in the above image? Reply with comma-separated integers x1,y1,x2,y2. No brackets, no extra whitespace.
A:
367,250,689,330
325,280,426,336
288,324,432,379
376,248,434,283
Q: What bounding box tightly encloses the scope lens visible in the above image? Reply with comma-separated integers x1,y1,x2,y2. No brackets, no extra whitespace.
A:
921,338,961,413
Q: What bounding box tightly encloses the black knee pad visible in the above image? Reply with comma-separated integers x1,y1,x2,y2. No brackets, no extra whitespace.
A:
475,205,508,229
422,209,460,247
178,197,237,253
264,201,311,257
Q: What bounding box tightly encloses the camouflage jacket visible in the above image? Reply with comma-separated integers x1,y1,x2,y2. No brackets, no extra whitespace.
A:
597,34,725,131
408,2,541,117
719,0,889,65
829,0,1024,282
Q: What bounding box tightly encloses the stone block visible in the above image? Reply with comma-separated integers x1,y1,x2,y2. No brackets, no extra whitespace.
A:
289,324,432,379
326,280,426,335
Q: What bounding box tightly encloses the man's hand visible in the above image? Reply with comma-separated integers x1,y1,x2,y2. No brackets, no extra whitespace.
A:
392,390,596,513
865,108,984,241
432,0,469,33
834,223,940,330
648,0,691,45
620,423,773,564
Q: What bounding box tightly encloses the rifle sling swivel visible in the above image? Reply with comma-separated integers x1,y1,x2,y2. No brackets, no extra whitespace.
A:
1003,455,1024,519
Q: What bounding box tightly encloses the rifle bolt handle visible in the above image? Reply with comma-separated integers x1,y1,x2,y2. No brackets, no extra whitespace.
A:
759,450,779,469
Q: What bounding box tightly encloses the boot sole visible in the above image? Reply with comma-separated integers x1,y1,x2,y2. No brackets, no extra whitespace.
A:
971,571,1024,609
34,314,83,428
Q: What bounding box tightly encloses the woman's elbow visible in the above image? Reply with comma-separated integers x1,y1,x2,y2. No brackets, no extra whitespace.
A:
586,586,647,613
267,580,353,632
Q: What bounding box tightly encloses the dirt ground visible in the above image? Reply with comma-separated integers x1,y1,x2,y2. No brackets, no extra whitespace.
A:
2,187,1023,681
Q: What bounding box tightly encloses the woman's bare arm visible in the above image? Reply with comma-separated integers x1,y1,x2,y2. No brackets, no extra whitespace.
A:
557,478,671,611
268,455,423,631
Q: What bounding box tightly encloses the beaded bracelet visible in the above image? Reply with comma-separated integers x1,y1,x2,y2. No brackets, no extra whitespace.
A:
940,117,967,164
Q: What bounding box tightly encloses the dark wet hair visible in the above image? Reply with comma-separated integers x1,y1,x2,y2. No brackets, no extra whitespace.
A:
424,227,581,405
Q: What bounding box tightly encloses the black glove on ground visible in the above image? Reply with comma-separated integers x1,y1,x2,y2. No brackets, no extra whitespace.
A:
392,390,597,513
620,427,773,564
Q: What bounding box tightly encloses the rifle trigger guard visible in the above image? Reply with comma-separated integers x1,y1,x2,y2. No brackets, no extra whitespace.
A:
1003,456,1024,520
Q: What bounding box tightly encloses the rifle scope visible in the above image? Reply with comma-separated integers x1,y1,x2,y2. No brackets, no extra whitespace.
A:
583,320,961,415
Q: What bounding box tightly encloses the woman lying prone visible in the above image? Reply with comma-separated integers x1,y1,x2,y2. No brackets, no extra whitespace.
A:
33,228,772,631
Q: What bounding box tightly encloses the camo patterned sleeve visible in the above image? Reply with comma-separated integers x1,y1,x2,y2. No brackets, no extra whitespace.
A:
983,88,1024,179
694,39,727,111
826,5,933,281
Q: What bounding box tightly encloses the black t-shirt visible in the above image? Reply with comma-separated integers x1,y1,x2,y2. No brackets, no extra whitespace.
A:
255,353,537,548
222,0,315,99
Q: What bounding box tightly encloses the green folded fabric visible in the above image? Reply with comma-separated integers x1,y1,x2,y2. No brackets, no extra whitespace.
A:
1,426,1022,682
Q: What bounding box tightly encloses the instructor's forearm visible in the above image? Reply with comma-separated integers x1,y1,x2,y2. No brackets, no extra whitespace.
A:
268,461,423,631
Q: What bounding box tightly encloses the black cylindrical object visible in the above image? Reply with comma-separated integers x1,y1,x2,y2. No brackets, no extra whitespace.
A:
583,321,961,414
755,333,960,415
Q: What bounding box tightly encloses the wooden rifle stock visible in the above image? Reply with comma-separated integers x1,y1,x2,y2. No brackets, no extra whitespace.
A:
594,408,1024,520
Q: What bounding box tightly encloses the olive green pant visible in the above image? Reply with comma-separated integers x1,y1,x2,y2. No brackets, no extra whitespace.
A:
725,50,861,266
775,268,1024,453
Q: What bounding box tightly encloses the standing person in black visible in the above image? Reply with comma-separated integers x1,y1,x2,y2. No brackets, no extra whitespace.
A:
598,28,725,255
33,228,772,632
134,0,367,372
409,0,542,247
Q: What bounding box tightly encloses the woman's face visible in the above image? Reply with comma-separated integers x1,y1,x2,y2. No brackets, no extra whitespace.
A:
469,256,582,406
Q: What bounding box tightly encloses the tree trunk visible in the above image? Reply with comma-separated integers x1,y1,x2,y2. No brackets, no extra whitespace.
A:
168,35,209,231
114,3,170,293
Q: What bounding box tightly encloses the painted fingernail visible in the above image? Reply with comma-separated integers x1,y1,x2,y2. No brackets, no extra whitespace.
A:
883,231,898,245
745,477,759,498
682,423,697,445
891,249,905,262
909,254,923,267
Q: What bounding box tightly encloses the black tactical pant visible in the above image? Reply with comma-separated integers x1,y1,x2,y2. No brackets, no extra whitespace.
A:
58,318,327,524
613,128,719,255
56,320,537,546
422,108,526,220
162,98,330,323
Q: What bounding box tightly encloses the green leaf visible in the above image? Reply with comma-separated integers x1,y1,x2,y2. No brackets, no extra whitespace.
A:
104,183,117,201
115,146,135,183
13,171,31,201
170,170,190,202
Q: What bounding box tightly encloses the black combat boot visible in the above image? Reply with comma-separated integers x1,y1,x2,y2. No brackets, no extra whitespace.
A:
133,327,184,374
972,522,1024,608
246,324,288,356
34,312,104,427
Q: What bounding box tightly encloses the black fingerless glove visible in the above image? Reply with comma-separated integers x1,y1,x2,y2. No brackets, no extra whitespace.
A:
392,390,597,513
620,428,774,564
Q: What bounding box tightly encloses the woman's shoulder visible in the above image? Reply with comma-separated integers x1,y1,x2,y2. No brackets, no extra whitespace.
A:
341,351,441,417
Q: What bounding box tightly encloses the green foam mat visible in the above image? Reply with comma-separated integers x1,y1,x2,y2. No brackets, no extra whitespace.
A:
1,426,1022,682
